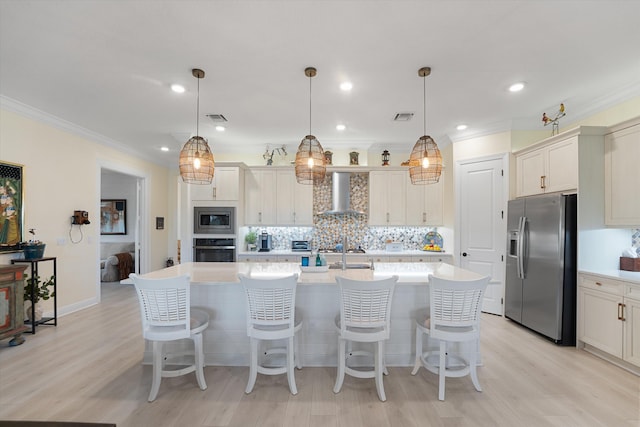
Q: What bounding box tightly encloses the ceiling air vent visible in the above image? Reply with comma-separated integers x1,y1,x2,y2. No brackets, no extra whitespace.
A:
393,112,414,121
206,114,228,123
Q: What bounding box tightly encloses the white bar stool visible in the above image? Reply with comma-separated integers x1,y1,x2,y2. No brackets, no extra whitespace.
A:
333,275,398,402
411,274,490,401
129,273,208,402
238,273,302,395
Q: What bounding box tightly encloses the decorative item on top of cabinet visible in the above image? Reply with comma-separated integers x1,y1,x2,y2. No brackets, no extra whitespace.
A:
542,103,566,136
605,118,640,226
578,273,640,371
349,151,359,165
382,150,390,166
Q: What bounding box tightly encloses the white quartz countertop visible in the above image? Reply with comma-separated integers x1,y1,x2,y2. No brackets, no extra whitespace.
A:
579,269,640,285
138,261,481,285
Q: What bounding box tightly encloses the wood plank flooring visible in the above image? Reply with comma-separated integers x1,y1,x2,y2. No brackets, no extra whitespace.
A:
1,283,638,426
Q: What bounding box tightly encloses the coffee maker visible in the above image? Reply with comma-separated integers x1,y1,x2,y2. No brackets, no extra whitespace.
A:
259,231,272,252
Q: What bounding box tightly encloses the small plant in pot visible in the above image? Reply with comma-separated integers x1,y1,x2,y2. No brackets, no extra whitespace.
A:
24,274,55,321
245,230,258,251
21,228,46,259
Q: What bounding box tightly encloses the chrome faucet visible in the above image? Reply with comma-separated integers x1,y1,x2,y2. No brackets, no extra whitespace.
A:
341,236,347,270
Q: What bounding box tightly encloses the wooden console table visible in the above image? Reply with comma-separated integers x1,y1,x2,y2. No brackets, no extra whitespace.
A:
11,257,57,334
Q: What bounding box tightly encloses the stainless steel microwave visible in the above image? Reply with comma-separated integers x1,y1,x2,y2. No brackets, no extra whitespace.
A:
194,206,235,234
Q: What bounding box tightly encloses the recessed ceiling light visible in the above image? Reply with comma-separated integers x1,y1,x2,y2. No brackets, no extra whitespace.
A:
160,146,169,152
215,125,225,132
336,124,346,131
509,82,525,92
171,84,185,93
340,82,352,91
456,124,468,131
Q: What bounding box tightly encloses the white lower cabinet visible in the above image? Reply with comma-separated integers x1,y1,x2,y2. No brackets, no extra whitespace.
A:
578,273,640,368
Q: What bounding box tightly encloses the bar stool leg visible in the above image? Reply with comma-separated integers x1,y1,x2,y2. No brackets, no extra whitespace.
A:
246,338,259,394
333,337,346,393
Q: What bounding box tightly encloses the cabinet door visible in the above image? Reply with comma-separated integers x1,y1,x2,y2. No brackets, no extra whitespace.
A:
369,172,389,225
189,182,215,201
213,167,239,201
406,176,444,226
276,170,313,225
605,125,640,225
624,296,640,367
545,137,578,194
579,287,623,358
245,169,277,225
516,149,545,197
369,171,406,225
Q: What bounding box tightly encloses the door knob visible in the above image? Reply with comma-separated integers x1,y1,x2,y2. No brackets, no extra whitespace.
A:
462,252,468,257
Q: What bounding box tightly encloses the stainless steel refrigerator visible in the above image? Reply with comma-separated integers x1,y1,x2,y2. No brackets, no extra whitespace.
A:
505,193,577,345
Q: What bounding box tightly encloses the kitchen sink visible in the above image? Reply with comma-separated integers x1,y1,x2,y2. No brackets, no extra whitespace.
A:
328,262,371,270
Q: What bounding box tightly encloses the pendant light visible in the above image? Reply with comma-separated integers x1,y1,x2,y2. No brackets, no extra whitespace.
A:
179,68,215,184
295,67,326,185
409,67,442,184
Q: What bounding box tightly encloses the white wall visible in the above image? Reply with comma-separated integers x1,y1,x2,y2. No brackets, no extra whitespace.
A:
0,108,172,316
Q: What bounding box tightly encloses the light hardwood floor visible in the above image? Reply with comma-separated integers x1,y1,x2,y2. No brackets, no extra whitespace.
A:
1,283,638,427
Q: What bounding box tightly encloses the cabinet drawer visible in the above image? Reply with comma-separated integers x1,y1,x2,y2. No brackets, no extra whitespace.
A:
625,284,640,299
579,274,624,295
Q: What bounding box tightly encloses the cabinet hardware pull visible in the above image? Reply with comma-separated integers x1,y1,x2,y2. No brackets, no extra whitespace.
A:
540,176,546,189
259,212,262,222
595,281,602,286
618,303,625,321
386,212,390,222
212,187,217,199
621,303,626,321
423,212,426,222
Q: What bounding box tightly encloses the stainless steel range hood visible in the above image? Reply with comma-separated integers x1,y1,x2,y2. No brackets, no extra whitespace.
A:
319,172,366,216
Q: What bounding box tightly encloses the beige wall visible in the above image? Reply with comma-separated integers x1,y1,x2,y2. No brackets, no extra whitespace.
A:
0,108,172,315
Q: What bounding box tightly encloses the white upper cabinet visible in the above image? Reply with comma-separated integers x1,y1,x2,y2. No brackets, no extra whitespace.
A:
516,136,578,197
605,120,640,226
276,169,314,225
189,166,240,201
369,170,406,225
405,174,444,226
244,168,277,225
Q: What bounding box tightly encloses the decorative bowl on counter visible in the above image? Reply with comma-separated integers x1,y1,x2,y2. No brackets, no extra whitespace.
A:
422,232,443,252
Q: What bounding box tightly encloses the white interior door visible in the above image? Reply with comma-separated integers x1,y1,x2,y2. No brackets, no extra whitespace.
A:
457,155,507,315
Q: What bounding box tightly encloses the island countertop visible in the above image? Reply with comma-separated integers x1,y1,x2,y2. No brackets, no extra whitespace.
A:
132,261,485,367
138,261,483,285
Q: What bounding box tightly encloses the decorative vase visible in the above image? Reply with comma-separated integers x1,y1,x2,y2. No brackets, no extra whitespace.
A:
24,300,43,321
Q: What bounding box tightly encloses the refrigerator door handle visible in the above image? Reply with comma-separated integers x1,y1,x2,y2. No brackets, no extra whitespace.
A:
517,216,526,279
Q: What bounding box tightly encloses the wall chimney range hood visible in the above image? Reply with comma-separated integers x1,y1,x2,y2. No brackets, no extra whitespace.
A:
319,172,366,216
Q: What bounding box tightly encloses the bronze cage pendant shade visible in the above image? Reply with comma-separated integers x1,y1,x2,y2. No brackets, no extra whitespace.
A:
409,66,442,185
179,68,215,184
295,135,326,184
179,136,215,184
295,67,326,185
409,135,442,184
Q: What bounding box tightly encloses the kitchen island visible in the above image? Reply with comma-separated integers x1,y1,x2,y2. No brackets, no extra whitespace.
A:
136,261,484,367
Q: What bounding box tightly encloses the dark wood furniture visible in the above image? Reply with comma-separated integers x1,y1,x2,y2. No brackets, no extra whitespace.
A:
0,264,29,346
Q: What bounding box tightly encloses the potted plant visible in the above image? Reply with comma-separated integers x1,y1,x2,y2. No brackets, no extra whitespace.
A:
245,230,258,251
21,228,46,259
24,274,55,321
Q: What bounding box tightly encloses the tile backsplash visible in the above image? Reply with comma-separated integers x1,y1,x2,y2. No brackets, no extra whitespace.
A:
633,229,640,254
244,172,442,251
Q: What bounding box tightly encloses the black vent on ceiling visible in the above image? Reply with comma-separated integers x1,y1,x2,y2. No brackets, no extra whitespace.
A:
206,114,228,123
393,112,414,121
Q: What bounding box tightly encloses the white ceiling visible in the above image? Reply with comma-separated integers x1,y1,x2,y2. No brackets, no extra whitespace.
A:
2,1,640,167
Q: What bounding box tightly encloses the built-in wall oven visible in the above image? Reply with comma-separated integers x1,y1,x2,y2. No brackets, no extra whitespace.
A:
193,238,236,262
194,206,235,234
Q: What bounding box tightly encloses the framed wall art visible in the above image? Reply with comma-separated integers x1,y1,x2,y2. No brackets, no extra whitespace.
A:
0,161,24,252
100,199,126,235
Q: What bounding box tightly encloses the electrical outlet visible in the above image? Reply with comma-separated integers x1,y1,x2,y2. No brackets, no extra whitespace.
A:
56,238,66,245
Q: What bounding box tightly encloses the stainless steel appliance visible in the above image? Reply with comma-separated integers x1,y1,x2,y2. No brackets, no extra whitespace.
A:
505,193,577,345
258,232,272,252
291,240,310,252
193,206,235,234
193,238,236,262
